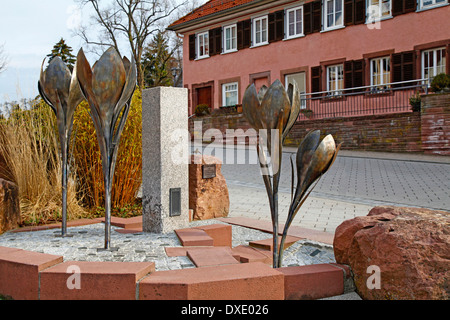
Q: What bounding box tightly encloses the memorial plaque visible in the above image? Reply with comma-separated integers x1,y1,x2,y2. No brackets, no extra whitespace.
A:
202,164,216,179
170,188,182,217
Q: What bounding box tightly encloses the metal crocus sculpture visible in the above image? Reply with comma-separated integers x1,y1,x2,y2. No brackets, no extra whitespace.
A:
242,80,341,268
38,57,84,237
76,47,137,249
242,79,301,268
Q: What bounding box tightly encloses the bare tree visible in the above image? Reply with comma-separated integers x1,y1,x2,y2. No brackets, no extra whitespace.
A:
0,44,8,74
76,0,187,89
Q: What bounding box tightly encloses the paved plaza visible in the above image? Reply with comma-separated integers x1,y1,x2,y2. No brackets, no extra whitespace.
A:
204,145,450,233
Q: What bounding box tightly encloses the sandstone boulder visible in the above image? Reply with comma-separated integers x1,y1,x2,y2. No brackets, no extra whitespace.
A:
0,178,20,234
334,206,449,300
189,155,229,220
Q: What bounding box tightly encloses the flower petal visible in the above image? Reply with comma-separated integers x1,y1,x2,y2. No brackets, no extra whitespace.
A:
259,79,291,130
242,83,263,130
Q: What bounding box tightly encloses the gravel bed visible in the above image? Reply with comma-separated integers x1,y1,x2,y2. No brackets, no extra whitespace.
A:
0,220,335,271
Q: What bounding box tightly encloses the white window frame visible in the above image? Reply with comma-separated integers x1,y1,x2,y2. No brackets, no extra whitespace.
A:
252,15,269,47
285,73,307,109
323,0,344,31
366,0,392,22
419,0,447,10
422,47,447,84
370,56,391,89
285,6,304,39
326,64,344,95
196,31,209,59
222,82,239,107
223,24,237,54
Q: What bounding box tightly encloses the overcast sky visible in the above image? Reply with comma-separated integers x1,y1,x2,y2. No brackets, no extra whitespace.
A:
0,0,207,105
0,0,88,104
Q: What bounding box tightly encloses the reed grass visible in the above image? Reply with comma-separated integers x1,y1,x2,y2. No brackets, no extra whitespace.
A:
0,101,87,226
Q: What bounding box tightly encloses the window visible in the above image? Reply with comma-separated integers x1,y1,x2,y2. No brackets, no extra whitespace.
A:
222,82,239,107
327,65,344,94
324,0,343,30
253,16,268,46
223,24,237,53
197,32,209,59
420,0,447,9
371,57,391,88
285,72,307,108
422,47,447,83
286,6,303,38
367,0,392,22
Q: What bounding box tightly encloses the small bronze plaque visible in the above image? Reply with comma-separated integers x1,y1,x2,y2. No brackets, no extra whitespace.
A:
202,164,216,179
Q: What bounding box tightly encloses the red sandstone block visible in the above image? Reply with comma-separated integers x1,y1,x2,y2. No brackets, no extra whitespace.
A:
39,261,155,300
175,228,214,246
231,245,271,264
186,247,240,267
194,224,232,247
97,216,143,229
279,264,344,300
139,262,284,300
0,249,63,300
249,235,302,251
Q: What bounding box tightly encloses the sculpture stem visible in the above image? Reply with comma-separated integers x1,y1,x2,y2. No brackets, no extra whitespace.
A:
61,154,68,237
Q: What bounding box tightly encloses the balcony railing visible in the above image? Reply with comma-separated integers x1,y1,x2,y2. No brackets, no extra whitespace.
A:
298,79,429,121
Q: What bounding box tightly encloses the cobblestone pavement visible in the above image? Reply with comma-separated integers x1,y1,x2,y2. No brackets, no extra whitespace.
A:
214,146,450,233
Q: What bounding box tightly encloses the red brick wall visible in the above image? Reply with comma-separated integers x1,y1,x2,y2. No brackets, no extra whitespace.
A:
421,93,450,156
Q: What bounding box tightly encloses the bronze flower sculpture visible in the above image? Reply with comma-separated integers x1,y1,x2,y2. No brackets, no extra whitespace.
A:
242,79,301,267
76,47,136,249
242,80,341,268
278,130,341,267
38,57,84,237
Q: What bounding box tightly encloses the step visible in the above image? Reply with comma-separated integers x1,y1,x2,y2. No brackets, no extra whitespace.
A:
231,245,272,264
249,235,302,251
39,261,155,300
186,247,240,267
193,224,232,247
0,248,63,300
139,262,284,300
175,228,214,246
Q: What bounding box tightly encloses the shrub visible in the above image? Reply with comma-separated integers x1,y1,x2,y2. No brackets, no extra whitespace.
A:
194,104,210,117
72,89,142,211
430,73,450,92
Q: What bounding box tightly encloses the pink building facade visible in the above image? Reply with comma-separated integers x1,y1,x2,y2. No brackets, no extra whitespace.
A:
168,0,450,117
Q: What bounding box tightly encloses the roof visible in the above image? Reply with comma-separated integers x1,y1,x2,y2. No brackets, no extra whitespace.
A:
168,0,260,30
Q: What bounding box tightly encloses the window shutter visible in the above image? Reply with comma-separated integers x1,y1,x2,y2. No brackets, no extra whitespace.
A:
404,0,417,13
311,66,322,93
209,27,222,56
304,2,313,35
344,0,355,26
312,0,322,33
345,59,365,91
392,0,417,16
189,34,196,60
237,19,251,49
446,44,450,75
354,0,366,25
243,19,252,48
353,59,365,89
344,61,354,89
392,51,416,87
269,10,285,43
268,12,276,42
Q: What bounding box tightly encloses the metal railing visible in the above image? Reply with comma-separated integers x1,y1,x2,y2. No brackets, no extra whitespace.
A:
298,79,429,121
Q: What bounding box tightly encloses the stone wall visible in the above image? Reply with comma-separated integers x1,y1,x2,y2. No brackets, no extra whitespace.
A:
421,93,450,156
189,93,450,155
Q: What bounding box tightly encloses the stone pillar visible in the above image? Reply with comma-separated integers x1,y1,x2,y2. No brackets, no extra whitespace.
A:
142,87,190,233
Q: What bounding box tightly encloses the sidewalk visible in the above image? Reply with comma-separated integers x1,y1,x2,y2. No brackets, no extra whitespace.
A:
218,145,449,234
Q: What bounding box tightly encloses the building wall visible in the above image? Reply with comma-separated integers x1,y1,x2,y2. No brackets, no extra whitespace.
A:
189,93,450,154
182,3,450,114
